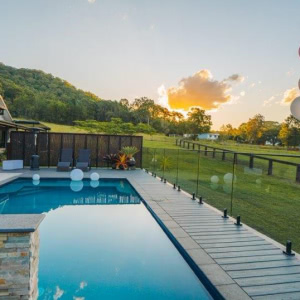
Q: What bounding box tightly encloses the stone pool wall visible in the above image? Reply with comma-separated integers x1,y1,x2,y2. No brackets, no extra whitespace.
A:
0,230,39,299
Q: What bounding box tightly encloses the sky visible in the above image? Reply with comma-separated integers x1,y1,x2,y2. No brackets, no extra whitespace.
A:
0,0,299,129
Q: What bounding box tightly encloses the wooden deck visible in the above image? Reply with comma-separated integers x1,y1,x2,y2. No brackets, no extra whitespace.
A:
128,170,300,300
1,168,300,299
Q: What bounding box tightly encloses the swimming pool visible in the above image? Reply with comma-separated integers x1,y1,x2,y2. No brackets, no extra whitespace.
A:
0,178,212,299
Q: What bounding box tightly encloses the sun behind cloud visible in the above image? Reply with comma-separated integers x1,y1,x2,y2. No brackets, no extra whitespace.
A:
166,70,243,111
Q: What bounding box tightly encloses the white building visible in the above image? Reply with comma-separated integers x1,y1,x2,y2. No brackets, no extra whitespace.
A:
198,133,220,140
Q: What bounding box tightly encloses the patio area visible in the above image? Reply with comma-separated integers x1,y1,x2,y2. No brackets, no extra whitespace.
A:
1,168,300,299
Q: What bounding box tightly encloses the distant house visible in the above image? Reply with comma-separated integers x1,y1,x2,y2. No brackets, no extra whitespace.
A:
0,96,50,148
198,133,220,140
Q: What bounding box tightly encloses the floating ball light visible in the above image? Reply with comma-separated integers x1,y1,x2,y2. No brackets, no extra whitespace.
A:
90,172,100,181
32,174,40,181
210,175,219,184
70,169,84,181
290,96,300,121
70,181,84,192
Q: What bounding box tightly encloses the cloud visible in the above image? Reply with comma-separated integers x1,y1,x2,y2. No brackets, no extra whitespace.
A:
263,96,275,107
166,70,243,111
54,286,64,300
88,0,96,3
281,88,299,105
226,74,245,83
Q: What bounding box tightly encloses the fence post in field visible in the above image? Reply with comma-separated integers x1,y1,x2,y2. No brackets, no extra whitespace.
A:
268,160,273,176
296,165,300,183
188,142,190,150
198,144,200,151
222,151,226,161
175,139,178,146
249,155,254,169
205,146,208,156
212,148,216,158
193,143,195,150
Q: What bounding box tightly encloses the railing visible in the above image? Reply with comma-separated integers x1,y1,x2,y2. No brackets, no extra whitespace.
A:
176,139,300,183
142,147,300,253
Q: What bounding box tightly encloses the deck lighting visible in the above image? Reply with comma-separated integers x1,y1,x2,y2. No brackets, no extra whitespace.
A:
177,186,181,191
32,174,40,181
173,183,176,189
70,169,84,181
199,196,203,204
192,193,196,200
90,172,100,181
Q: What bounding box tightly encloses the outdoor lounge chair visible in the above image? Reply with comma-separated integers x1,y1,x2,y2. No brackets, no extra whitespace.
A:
57,148,73,171
75,149,91,172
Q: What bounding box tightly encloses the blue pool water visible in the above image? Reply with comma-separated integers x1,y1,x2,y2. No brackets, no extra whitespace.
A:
0,178,212,300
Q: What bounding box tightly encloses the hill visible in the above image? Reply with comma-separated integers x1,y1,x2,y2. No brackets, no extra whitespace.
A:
0,63,130,124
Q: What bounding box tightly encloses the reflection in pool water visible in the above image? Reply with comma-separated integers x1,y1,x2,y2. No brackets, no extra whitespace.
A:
0,179,212,300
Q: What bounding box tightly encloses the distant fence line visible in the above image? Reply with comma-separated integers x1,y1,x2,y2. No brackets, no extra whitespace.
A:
176,139,300,183
7,132,143,168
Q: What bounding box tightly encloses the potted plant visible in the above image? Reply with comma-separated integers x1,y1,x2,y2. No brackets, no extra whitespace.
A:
103,154,118,169
121,146,139,170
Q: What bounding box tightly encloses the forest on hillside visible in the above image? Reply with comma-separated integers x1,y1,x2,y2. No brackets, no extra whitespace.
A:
0,62,299,146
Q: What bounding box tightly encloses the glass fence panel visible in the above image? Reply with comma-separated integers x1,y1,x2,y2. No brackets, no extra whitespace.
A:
195,151,235,214
232,154,300,253
163,148,179,185
176,149,198,195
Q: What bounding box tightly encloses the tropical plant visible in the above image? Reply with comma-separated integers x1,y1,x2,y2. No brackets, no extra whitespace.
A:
159,156,172,172
103,154,118,168
115,154,129,170
121,146,139,158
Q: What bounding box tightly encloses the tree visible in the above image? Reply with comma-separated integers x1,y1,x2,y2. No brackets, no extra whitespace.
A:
279,115,300,147
245,114,265,144
186,108,212,137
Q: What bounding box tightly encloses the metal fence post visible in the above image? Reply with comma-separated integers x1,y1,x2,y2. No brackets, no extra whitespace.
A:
176,149,179,186
230,153,237,216
249,155,254,169
196,150,200,197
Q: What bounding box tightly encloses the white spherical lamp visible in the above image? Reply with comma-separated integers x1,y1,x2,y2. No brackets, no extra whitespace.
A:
211,175,219,184
32,174,40,181
70,181,84,192
291,96,300,121
90,180,100,188
90,172,100,181
70,169,84,181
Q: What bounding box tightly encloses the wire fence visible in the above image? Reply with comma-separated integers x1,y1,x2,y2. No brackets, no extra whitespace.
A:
142,147,300,253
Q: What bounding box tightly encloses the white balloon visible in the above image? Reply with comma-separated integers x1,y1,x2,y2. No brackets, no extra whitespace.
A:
211,175,219,184
32,180,40,186
90,172,100,181
70,181,83,192
32,174,40,181
90,180,100,188
70,169,84,181
290,96,300,121
223,173,237,184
